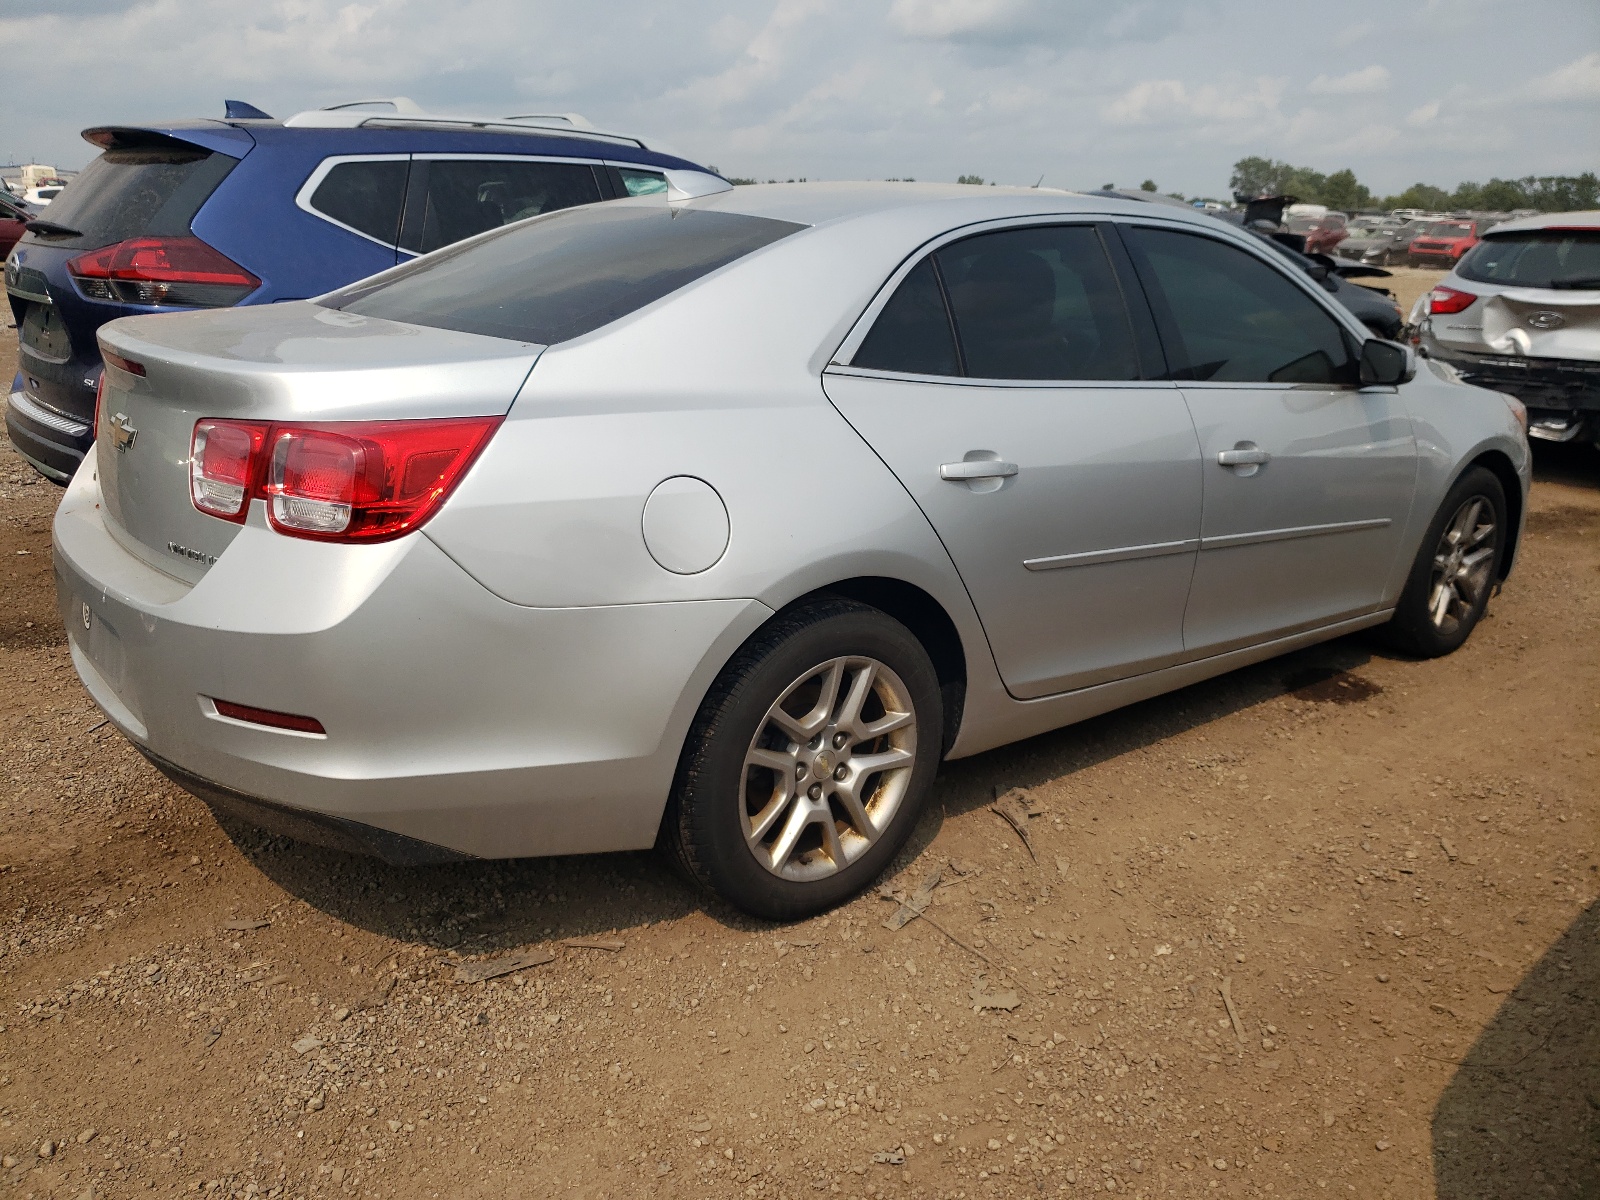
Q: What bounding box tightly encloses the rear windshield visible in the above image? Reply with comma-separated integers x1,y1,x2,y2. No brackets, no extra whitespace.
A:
1457,228,1600,289
25,141,236,248
330,204,806,344
1424,222,1473,238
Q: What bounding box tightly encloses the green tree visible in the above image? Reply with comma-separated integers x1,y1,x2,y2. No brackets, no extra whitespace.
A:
1382,182,1452,211
957,174,985,185
1450,181,1485,210
1139,179,1158,192
1479,178,1528,210
1520,173,1599,211
1101,182,1115,191
1320,168,1372,211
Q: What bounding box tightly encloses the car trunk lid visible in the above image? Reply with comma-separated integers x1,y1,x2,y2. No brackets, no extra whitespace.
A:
1479,287,1600,361
94,301,542,583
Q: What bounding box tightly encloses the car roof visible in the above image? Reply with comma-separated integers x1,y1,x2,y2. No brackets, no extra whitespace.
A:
682,180,1226,232
1481,209,1600,236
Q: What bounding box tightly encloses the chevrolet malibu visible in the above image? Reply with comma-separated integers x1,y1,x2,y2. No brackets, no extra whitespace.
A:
56,184,1530,919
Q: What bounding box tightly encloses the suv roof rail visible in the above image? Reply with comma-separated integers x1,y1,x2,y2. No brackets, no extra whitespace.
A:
280,97,646,149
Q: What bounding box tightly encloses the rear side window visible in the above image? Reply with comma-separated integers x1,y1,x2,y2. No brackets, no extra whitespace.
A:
413,160,603,254
617,168,668,197
27,142,236,248
940,226,1139,381
1124,227,1356,385
1457,229,1600,289
308,159,408,245
332,204,806,344
852,224,1139,381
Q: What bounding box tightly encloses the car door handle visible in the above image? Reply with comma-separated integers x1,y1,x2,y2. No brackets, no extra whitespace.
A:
1217,447,1270,467
940,460,1018,481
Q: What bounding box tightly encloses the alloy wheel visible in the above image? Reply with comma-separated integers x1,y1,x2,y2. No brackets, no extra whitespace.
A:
740,656,917,882
1427,496,1498,634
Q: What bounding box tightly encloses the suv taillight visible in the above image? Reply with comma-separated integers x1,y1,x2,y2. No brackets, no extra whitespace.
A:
1429,285,1477,315
189,416,501,542
68,236,260,307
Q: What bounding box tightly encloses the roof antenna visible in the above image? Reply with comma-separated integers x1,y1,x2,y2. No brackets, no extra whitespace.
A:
224,100,273,120
1033,174,1044,188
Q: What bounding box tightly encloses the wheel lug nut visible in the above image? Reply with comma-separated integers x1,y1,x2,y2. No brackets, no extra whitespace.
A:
832,732,848,749
808,783,823,801
809,736,823,751
834,765,848,781
795,763,807,780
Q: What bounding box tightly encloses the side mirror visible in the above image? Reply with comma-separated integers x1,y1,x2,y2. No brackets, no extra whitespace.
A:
1359,338,1415,386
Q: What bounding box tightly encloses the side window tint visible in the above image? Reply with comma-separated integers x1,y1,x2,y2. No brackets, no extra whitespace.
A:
309,160,408,246
936,225,1139,381
419,160,603,254
1126,228,1355,384
852,257,960,376
617,168,668,197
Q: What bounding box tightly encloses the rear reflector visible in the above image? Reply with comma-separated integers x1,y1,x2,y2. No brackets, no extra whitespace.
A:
188,415,501,541
212,698,326,735
69,235,260,307
102,349,146,377
1429,285,1477,315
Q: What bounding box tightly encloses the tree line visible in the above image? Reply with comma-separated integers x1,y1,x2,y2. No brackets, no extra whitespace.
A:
1228,156,1599,213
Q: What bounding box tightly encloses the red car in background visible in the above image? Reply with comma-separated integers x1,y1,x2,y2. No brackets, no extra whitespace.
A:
1286,211,1349,255
0,192,31,259
1408,219,1482,267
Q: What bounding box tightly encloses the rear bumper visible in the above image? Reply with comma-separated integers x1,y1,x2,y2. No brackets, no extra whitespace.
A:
5,388,88,483
53,460,773,860
1424,345,1600,416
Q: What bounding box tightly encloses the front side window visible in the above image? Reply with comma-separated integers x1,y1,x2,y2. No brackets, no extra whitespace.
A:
1457,228,1600,289
308,159,408,245
1124,226,1356,385
851,224,1139,381
415,159,603,254
332,204,805,345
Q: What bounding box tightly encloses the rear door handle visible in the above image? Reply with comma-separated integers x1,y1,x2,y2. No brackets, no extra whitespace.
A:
1217,447,1270,467
940,460,1018,481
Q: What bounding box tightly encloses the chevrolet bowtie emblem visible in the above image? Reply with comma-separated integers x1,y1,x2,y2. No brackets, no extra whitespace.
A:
110,412,137,453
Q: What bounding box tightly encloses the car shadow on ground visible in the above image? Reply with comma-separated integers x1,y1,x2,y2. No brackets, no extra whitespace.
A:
1431,898,1600,1199
217,631,1393,951
1531,440,1599,489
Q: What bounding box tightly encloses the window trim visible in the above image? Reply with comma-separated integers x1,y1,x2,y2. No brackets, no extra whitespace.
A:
295,154,413,252
831,215,1153,387
1111,217,1373,389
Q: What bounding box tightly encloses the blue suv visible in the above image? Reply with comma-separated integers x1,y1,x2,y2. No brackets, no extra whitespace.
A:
5,97,728,482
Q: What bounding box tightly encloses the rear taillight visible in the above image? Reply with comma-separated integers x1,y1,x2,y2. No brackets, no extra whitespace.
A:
188,416,501,542
1429,285,1477,315
192,419,268,521
68,236,260,307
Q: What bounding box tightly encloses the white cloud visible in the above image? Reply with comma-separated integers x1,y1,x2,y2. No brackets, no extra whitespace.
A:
1406,100,1441,126
1102,75,1286,126
887,0,1032,39
1306,65,1389,95
1526,52,1600,101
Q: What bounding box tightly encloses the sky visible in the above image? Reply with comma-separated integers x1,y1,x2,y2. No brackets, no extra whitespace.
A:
1,0,1596,198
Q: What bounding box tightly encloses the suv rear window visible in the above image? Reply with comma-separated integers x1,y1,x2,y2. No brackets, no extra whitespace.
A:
26,141,236,248
1457,228,1600,289
330,204,805,345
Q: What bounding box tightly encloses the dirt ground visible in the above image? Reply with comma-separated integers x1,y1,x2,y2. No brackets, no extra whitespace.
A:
0,305,1596,1200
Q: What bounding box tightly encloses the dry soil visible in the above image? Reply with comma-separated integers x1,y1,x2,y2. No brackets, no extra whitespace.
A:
0,316,1596,1200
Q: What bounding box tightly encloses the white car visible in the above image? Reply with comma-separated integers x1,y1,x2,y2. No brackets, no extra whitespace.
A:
1416,210,1600,447
57,184,1530,918
23,183,65,206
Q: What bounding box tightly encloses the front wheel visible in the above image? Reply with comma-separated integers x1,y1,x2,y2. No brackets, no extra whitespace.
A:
662,600,943,920
1383,466,1507,657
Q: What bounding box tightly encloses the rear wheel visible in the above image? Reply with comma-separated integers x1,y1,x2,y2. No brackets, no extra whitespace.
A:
1383,466,1506,657
662,600,942,921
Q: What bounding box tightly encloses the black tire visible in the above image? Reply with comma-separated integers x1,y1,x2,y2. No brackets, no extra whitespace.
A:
1383,466,1507,658
662,599,942,921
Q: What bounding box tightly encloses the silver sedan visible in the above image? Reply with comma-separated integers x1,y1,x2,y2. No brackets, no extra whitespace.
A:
56,183,1530,918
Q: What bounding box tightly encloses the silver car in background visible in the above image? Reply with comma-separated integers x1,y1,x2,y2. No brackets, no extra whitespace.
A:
56,184,1530,919
1415,209,1600,448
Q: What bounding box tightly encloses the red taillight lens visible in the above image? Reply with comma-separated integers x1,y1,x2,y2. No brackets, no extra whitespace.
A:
93,374,106,438
191,419,268,521
1429,285,1477,315
188,416,500,541
68,236,260,307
